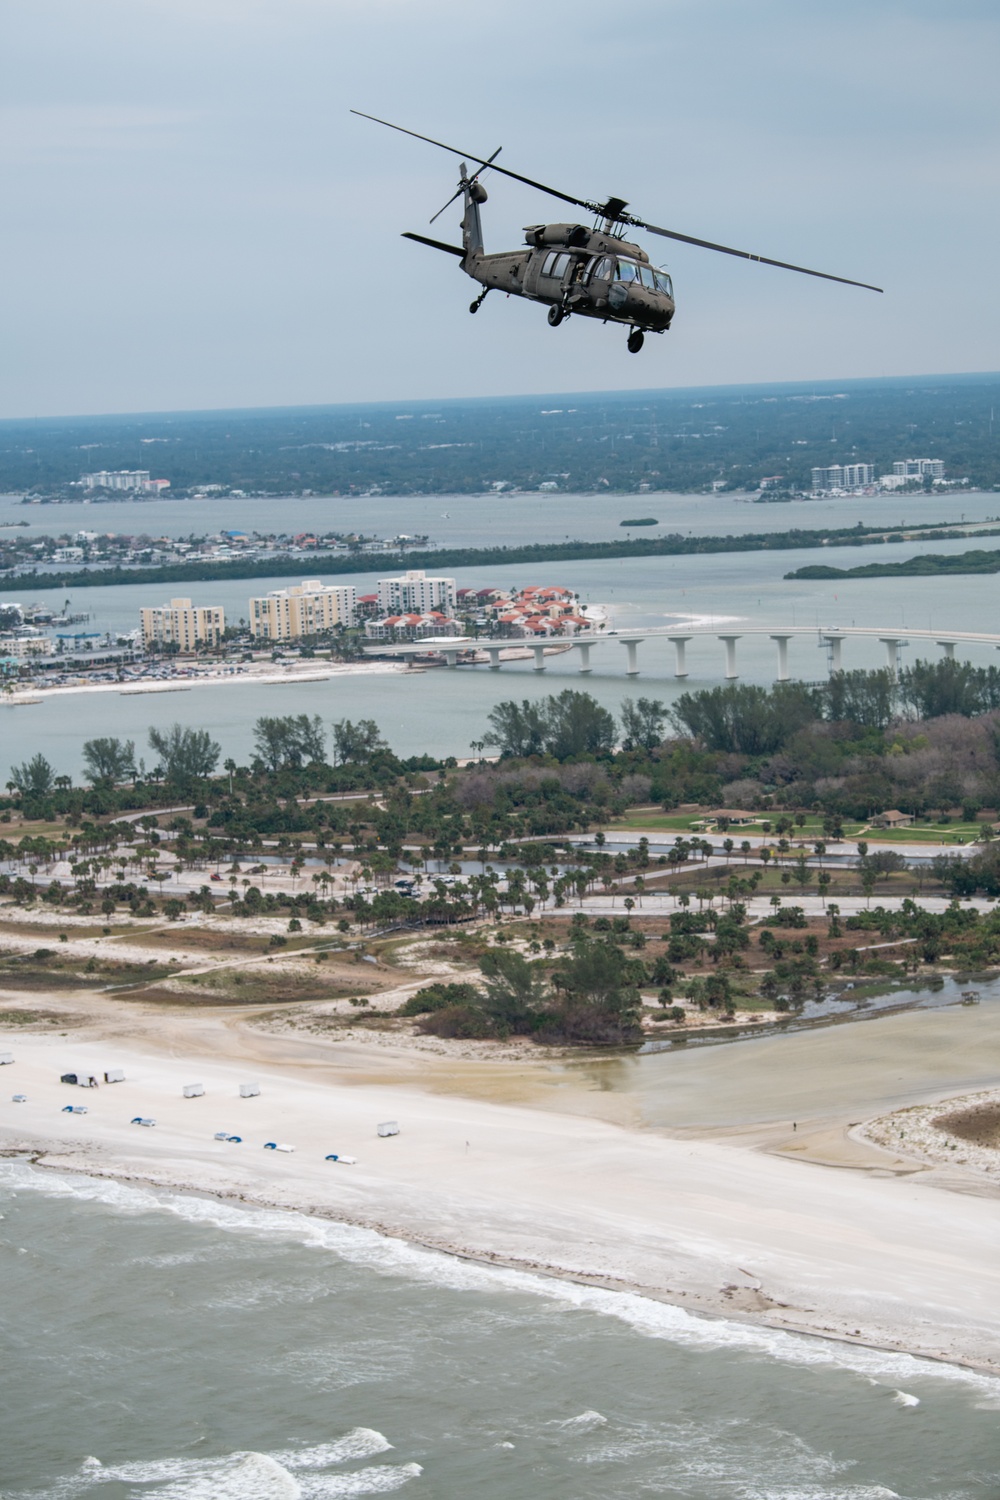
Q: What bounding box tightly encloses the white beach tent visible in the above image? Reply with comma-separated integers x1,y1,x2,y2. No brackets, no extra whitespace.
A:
182,1083,205,1098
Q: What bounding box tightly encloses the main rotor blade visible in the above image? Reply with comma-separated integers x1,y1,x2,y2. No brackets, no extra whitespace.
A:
351,109,592,212
638,219,883,293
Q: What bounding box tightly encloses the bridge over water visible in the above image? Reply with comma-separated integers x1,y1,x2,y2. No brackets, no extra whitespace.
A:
366,625,1000,680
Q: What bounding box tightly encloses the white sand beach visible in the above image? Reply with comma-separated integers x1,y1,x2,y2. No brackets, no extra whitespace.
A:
1,658,412,704
3,1002,1000,1374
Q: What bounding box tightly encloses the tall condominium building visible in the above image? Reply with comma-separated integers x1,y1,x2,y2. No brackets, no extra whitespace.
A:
80,470,170,493
248,579,357,640
377,568,456,615
140,597,224,650
893,458,945,479
811,463,875,491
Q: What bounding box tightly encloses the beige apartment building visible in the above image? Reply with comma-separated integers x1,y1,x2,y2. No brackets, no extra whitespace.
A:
140,597,225,651
248,579,357,641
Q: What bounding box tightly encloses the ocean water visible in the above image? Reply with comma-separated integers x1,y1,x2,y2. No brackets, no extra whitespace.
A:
1,1161,998,1499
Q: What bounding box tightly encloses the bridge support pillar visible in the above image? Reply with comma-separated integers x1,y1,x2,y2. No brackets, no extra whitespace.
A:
936,640,956,659
532,644,547,672
770,634,793,682
623,639,643,676
822,634,844,674
444,650,459,669
878,636,907,680
668,635,691,678
719,634,741,679
486,647,502,670
577,643,592,674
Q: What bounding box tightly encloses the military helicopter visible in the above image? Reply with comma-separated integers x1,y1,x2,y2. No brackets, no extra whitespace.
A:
352,110,882,353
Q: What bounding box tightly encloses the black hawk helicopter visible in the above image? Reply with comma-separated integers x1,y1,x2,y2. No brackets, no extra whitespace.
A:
352,110,882,353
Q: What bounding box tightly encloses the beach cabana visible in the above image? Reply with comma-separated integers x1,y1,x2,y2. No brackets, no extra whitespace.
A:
377,1121,400,1137
182,1083,205,1098
0,1051,14,1066
239,1082,260,1098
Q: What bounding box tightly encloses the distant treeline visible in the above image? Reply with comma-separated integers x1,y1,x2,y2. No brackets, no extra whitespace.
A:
4,373,1000,495
6,522,999,592
787,546,1000,580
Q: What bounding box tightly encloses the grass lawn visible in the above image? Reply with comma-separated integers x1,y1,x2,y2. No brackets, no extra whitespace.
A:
606,807,986,847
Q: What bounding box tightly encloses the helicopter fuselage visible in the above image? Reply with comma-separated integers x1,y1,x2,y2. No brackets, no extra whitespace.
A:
465,223,675,335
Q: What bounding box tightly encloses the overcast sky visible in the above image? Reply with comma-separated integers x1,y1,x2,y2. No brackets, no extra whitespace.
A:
3,0,998,418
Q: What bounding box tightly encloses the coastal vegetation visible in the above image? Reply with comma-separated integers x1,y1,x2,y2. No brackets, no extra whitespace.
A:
7,665,1000,1043
787,546,1000,580
7,521,1000,592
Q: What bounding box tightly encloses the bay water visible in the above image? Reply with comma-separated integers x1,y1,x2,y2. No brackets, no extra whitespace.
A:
3,490,1000,776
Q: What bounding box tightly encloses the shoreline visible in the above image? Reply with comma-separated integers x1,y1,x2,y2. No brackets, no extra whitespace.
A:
3,1018,1000,1377
7,1145,998,1384
1,659,412,704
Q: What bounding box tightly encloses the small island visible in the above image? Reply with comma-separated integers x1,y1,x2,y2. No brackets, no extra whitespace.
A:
619,516,659,527
786,546,1000,581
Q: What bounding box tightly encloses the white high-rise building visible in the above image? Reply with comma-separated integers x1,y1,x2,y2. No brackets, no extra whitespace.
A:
377,569,456,616
811,463,874,492
79,470,169,492
893,458,946,479
248,580,357,640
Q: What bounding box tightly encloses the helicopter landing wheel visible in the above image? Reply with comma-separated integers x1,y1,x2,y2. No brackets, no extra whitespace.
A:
469,288,490,315
627,329,645,354
547,305,566,327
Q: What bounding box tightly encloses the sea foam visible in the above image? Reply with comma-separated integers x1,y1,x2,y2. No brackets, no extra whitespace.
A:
4,1159,998,1404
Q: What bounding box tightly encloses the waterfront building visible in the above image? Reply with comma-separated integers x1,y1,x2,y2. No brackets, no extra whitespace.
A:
810,463,875,492
140,598,225,651
892,458,946,479
364,613,462,642
248,580,357,640
79,470,170,493
376,568,456,616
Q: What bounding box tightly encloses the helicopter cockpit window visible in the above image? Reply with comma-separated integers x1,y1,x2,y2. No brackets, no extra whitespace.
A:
589,256,614,281
653,270,673,295
614,260,642,284
638,265,657,290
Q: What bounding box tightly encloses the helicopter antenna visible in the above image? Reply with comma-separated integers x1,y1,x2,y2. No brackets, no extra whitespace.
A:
351,110,883,293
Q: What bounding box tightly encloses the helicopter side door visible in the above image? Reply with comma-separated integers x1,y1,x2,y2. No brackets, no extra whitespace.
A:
524,249,573,300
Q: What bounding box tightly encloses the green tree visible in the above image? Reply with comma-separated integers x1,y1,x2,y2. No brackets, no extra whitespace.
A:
478,948,548,1034
147,724,220,786
331,717,388,764
252,714,326,771
822,669,896,729
898,658,1000,719
82,737,136,787
8,753,55,797
670,681,819,755
620,696,668,751
483,698,548,758
548,937,643,1044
